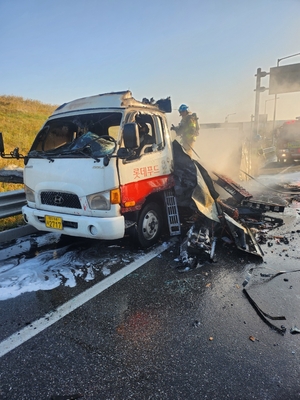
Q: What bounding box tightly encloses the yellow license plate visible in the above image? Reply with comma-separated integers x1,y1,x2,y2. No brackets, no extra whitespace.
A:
45,215,63,230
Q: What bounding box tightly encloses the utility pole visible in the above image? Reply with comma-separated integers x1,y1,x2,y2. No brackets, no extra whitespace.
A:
254,68,268,138
250,68,268,177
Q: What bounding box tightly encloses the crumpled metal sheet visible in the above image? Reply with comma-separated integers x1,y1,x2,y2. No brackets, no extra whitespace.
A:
172,141,266,258
223,212,264,258
172,140,198,209
172,141,220,222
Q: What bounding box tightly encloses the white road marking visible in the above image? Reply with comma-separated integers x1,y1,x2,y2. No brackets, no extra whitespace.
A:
0,241,174,358
279,164,294,174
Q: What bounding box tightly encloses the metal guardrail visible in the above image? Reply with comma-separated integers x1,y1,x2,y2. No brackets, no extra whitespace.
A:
0,191,38,243
0,190,26,218
262,146,276,155
0,225,38,243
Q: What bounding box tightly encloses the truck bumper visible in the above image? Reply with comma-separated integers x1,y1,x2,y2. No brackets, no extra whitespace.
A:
22,206,125,240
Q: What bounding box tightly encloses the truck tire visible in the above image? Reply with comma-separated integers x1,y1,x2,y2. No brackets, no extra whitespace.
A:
136,202,163,248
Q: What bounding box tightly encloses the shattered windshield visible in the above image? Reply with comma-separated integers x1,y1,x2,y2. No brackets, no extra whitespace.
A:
29,112,122,158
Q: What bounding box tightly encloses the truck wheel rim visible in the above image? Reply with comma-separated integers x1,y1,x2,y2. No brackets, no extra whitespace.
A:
142,211,159,240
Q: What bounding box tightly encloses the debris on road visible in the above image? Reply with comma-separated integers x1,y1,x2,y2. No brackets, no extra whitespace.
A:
242,268,253,287
290,326,300,335
243,288,287,335
172,144,290,271
259,268,300,281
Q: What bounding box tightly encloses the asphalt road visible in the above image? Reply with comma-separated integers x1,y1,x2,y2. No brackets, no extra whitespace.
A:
0,162,300,400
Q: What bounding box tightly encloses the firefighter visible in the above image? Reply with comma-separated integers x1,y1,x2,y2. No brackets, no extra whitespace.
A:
171,104,199,156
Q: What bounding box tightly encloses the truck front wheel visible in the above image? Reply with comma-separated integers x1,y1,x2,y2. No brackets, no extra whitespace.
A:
136,202,163,248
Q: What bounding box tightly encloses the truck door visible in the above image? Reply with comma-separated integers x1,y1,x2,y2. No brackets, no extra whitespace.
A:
118,111,173,208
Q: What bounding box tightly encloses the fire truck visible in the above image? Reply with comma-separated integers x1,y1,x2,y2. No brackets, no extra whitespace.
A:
0,91,183,248
276,118,300,163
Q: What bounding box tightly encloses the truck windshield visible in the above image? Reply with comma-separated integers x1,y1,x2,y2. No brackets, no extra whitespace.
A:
29,112,122,158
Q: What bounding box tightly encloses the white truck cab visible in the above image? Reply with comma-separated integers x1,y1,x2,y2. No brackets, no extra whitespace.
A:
10,91,178,247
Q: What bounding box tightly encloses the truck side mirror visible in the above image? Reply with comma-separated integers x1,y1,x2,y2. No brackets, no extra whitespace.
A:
0,133,4,155
0,132,24,159
122,123,140,149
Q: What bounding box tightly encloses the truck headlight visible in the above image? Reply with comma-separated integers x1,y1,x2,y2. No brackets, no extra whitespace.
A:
87,191,110,210
279,149,289,156
24,185,35,202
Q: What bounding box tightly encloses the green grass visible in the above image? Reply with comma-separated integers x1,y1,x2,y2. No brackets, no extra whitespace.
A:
0,95,57,230
0,95,57,190
0,215,25,232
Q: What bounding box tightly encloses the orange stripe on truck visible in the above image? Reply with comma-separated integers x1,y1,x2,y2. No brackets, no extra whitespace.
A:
120,174,174,211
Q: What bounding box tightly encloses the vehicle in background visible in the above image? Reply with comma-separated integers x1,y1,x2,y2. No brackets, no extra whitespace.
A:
276,118,300,163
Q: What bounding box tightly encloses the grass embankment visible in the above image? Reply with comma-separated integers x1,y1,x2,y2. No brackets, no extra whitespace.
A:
0,95,57,230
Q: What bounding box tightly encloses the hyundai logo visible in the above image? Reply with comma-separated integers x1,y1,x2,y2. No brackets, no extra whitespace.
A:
54,195,64,205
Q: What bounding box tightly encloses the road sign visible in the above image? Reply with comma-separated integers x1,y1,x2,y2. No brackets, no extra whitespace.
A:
269,63,300,94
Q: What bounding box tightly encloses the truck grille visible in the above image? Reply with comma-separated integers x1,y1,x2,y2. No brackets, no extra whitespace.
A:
41,191,81,209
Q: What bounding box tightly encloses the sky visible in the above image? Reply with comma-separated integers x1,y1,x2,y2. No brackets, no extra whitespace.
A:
1,0,300,125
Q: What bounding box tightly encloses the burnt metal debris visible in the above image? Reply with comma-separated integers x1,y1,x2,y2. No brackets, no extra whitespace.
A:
290,326,300,334
171,142,300,337
172,142,291,272
242,268,300,335
243,288,287,335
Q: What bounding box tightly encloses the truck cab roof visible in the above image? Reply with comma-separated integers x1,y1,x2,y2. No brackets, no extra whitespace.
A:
53,91,171,116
